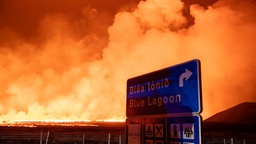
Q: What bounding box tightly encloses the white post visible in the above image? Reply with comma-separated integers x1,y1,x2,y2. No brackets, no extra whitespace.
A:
83,133,85,144
45,131,49,144
108,133,110,144
40,131,42,144
223,138,225,144
231,138,233,144
119,135,121,144
243,139,246,144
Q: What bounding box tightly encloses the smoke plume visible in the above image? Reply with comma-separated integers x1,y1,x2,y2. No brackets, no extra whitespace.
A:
0,0,255,120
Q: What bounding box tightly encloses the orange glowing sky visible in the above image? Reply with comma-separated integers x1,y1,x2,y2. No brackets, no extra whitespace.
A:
0,0,255,121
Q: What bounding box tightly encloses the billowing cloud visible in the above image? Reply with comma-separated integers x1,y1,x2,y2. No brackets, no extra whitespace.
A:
0,0,255,120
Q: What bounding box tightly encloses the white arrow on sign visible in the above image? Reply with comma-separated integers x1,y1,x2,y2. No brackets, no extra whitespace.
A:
179,69,192,87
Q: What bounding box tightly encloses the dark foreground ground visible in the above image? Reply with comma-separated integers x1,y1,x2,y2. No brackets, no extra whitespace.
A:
0,122,125,144
1,121,256,144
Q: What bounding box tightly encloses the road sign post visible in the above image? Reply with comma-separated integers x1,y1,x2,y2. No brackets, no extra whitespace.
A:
126,115,202,144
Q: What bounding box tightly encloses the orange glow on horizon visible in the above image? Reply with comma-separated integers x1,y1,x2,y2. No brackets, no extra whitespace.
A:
0,0,255,121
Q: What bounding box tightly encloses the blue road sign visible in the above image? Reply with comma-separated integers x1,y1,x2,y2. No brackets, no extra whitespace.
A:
126,59,202,117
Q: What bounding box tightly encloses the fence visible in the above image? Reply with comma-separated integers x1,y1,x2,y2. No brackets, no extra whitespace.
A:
0,130,126,144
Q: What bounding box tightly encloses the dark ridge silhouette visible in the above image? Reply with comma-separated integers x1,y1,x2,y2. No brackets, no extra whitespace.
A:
203,102,256,135
204,102,256,125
